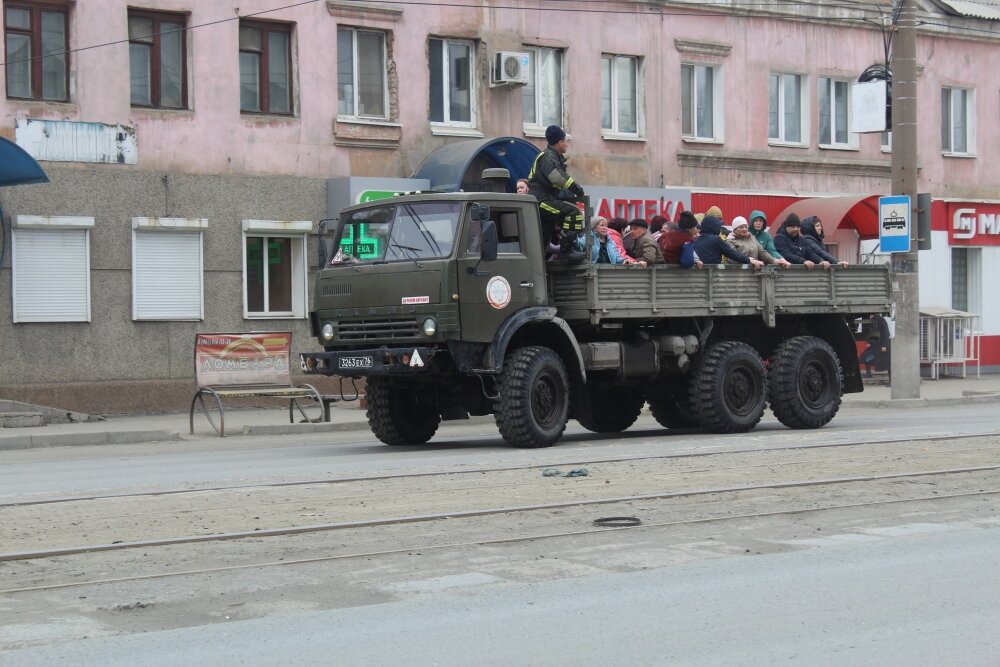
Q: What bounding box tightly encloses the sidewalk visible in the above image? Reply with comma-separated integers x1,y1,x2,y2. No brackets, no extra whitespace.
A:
1,374,998,451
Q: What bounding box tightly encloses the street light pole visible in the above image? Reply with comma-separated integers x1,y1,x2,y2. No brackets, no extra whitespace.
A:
890,0,920,399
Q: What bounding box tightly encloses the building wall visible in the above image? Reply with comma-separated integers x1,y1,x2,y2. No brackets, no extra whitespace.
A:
0,168,333,412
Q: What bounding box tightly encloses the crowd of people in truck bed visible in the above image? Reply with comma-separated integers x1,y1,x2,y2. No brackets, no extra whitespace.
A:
518,126,850,270
544,198,849,270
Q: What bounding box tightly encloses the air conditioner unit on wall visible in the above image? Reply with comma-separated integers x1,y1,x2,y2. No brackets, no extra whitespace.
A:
492,51,530,86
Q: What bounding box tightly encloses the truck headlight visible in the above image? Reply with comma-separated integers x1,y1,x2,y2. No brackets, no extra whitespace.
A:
422,317,437,337
321,322,335,341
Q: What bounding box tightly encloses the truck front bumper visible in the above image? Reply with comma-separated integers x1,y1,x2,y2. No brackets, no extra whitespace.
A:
299,346,437,376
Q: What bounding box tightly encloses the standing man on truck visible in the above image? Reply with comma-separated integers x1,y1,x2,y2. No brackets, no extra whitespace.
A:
529,125,586,262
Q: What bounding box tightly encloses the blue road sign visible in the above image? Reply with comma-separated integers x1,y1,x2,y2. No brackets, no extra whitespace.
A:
879,195,911,253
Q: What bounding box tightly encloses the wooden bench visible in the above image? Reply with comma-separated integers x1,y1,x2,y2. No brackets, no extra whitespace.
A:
189,332,323,436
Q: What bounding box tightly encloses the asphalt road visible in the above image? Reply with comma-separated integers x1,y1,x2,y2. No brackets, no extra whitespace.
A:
3,403,1000,665
4,513,999,666
2,403,999,498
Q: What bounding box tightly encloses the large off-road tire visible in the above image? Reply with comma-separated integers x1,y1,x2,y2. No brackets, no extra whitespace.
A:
768,335,843,429
577,387,644,434
366,377,441,445
646,380,699,429
494,346,570,448
689,341,767,433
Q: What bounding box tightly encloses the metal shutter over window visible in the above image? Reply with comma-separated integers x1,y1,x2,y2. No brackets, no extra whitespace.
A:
133,230,203,320
13,228,91,322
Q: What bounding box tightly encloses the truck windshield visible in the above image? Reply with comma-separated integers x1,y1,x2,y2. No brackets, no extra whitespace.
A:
329,201,462,264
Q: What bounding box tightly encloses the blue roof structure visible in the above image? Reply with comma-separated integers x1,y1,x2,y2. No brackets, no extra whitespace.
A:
0,137,48,187
412,136,541,193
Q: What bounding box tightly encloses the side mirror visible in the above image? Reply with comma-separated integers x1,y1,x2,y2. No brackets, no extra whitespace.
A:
317,218,335,268
480,219,498,262
470,204,491,222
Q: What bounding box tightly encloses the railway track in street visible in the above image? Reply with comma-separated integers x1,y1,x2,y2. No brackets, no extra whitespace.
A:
4,428,999,510
2,433,999,595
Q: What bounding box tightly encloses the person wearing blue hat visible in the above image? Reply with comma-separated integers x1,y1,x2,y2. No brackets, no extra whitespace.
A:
527,125,586,262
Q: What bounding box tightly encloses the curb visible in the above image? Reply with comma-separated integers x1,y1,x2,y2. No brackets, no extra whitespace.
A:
2,396,998,451
0,415,499,451
843,393,1000,409
0,429,181,451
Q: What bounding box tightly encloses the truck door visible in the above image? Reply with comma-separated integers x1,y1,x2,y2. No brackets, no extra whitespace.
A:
456,208,545,342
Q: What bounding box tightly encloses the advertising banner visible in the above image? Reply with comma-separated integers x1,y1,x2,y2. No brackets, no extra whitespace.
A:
195,332,293,387
948,203,1000,247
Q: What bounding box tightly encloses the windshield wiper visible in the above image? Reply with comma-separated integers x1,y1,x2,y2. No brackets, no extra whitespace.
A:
403,205,443,256
389,242,423,266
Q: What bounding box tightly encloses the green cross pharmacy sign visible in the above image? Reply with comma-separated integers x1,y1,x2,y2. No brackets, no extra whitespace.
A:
339,189,401,260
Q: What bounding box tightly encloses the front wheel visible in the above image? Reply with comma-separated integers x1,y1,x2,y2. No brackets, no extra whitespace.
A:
577,387,644,434
494,346,570,448
768,336,843,429
366,377,441,445
689,341,767,434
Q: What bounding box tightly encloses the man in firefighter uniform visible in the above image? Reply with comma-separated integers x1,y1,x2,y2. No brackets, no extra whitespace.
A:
528,125,586,262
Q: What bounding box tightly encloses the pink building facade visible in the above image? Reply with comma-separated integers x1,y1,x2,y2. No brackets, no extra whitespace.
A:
1,0,998,410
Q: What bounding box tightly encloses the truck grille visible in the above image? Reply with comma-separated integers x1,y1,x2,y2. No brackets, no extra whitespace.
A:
338,317,419,341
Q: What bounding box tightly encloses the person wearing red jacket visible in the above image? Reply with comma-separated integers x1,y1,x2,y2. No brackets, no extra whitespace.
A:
658,211,700,264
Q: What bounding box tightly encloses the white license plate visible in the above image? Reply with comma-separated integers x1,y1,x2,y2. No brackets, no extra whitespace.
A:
338,355,373,369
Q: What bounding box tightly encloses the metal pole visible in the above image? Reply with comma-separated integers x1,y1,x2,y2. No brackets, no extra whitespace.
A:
890,0,920,399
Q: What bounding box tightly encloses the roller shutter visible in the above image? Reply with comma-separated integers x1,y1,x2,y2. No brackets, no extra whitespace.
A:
12,227,91,322
133,230,203,320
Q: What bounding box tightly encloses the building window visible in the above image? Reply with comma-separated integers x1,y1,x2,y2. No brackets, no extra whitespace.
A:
12,216,92,323
429,37,475,126
941,87,974,155
242,220,310,318
132,218,206,320
681,63,720,141
881,130,891,152
128,10,187,109
4,2,69,101
951,247,968,312
818,76,853,148
769,72,804,144
337,27,387,119
523,47,563,129
601,54,640,136
239,21,293,115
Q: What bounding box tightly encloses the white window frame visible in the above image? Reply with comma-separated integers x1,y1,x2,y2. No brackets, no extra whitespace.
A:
769,72,808,146
131,217,207,321
881,130,892,153
241,220,311,319
11,216,93,323
941,86,976,156
337,26,389,120
522,46,564,135
681,62,723,143
601,53,644,140
818,76,858,149
428,37,478,133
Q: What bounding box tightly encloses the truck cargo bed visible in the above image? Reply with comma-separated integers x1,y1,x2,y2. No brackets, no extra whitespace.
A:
547,264,892,326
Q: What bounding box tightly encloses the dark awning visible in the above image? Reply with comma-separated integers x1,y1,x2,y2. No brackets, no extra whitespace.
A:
0,137,48,187
773,194,881,239
412,136,541,193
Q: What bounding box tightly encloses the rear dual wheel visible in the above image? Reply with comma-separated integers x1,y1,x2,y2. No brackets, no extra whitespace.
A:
689,341,767,434
647,380,698,430
768,336,843,429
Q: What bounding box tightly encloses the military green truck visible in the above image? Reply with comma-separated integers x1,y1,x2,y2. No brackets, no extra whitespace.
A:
299,187,892,448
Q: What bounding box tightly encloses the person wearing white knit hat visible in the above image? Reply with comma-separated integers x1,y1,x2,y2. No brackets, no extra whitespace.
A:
726,216,791,267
